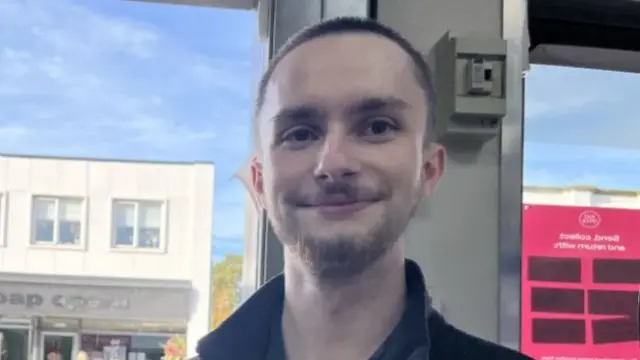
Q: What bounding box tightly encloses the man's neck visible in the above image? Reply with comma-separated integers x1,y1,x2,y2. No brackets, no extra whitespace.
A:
281,244,406,360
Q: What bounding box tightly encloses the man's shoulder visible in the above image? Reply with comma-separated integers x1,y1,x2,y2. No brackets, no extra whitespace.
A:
429,313,533,360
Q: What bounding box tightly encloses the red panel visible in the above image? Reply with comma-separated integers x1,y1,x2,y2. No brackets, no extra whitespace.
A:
521,204,640,359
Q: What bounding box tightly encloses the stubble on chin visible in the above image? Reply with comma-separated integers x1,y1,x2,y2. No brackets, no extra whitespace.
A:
284,216,401,282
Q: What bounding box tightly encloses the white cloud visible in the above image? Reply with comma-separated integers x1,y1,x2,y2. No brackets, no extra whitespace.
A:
523,65,640,189
0,0,252,158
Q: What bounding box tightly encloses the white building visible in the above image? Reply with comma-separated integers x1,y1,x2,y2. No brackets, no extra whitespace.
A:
524,185,640,209
0,155,214,360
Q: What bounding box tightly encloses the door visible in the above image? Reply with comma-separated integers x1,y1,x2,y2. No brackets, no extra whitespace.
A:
40,332,78,360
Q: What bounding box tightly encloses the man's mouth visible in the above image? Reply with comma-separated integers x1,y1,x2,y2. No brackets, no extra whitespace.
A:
297,196,379,216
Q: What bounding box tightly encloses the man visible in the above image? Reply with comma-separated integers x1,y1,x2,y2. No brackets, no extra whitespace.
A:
198,17,532,360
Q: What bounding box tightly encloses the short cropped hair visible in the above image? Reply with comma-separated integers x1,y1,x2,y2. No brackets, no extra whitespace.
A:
255,17,437,145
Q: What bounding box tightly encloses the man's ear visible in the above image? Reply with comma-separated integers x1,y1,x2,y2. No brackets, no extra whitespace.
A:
421,143,446,196
250,155,265,209
233,155,264,211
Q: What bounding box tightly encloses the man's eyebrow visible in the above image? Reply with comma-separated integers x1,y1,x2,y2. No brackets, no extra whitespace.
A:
346,96,410,115
271,105,321,123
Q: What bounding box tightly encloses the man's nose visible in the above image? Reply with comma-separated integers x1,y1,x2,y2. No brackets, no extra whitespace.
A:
313,134,359,182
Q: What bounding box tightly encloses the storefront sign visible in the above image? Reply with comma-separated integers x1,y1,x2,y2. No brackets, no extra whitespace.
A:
0,292,129,310
0,280,190,321
521,204,640,360
0,292,43,308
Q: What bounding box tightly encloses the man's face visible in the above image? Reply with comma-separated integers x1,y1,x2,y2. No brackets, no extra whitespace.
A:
252,33,444,279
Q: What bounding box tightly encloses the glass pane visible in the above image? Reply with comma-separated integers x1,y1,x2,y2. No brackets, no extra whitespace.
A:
114,226,134,247
34,199,55,220
35,219,54,243
137,202,161,249
113,202,135,247
58,199,82,221
43,334,73,360
130,335,170,360
138,228,160,249
522,65,640,358
1,0,254,344
114,203,135,226
58,220,81,245
138,202,161,228
0,328,29,360
80,334,171,360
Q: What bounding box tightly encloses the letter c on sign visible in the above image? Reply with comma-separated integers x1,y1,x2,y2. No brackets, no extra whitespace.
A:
52,295,65,308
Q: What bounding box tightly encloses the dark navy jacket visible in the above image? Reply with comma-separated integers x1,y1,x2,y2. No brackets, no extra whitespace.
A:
196,259,533,360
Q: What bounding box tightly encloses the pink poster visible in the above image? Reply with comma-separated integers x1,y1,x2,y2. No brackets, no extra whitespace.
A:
521,204,639,360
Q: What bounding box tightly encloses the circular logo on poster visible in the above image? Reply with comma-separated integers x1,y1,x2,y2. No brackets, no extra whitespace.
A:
579,210,601,229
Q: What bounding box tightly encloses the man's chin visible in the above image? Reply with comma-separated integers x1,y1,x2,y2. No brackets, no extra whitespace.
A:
290,233,382,280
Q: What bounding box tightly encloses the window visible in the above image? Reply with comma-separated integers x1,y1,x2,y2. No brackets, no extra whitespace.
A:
521,63,640,358
32,197,84,246
2,0,255,335
113,200,164,250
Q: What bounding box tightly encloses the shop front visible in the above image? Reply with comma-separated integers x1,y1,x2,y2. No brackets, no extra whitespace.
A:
0,276,191,360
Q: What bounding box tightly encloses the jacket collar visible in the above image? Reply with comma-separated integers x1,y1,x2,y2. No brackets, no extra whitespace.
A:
197,259,430,360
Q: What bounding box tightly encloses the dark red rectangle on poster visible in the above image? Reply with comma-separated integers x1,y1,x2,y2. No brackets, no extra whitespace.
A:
531,287,584,314
593,259,640,284
532,319,585,344
528,257,581,283
592,318,638,344
521,204,640,360
588,289,637,316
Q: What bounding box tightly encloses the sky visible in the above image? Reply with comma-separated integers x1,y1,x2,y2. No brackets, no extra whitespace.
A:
524,65,640,189
1,0,639,263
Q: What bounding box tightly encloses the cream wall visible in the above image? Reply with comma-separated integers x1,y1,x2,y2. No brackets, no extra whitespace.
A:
0,155,215,355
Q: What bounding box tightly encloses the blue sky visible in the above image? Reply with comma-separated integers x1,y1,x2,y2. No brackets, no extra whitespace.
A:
1,0,638,264
524,65,640,189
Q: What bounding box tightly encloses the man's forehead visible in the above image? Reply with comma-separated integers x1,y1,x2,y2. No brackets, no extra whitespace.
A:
275,33,413,80
264,33,421,110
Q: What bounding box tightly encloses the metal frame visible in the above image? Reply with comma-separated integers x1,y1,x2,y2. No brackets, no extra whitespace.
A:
39,330,80,360
498,0,527,350
499,0,640,350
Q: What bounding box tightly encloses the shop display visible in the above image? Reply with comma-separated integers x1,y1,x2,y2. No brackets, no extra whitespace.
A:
521,204,640,360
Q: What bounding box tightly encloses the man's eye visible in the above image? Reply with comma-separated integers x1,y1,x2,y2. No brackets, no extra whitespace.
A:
361,119,397,137
282,127,318,144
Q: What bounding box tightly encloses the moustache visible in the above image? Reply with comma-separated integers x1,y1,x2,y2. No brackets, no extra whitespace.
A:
284,181,387,207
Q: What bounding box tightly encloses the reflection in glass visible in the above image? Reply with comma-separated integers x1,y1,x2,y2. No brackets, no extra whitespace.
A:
138,202,161,249
34,199,56,243
58,199,82,245
0,328,29,360
114,202,135,247
522,64,640,358
43,334,74,360
80,334,168,360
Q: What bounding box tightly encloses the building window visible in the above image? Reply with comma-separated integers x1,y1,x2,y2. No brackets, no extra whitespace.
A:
32,197,84,246
113,200,164,250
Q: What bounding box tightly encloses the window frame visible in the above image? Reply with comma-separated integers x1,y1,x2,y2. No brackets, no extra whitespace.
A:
110,198,168,253
30,195,87,249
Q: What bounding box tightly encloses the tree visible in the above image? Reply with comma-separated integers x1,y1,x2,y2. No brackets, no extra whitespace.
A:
210,254,243,329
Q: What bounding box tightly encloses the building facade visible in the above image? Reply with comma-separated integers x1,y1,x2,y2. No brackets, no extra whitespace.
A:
0,155,214,360
524,185,640,209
